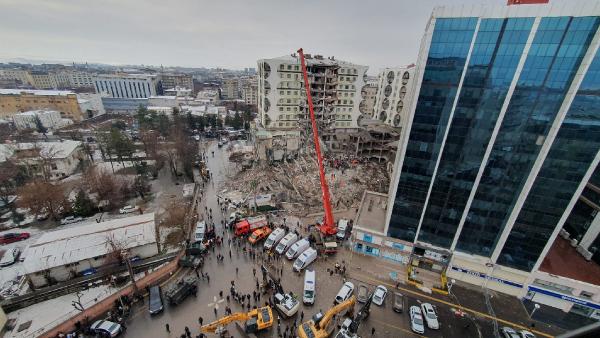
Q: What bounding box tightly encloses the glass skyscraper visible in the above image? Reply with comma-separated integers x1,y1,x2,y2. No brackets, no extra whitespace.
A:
387,4,600,273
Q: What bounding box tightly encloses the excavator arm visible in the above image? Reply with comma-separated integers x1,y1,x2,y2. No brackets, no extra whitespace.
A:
200,312,249,333
297,296,356,338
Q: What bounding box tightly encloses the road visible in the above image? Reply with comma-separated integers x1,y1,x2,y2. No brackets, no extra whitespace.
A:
121,140,540,338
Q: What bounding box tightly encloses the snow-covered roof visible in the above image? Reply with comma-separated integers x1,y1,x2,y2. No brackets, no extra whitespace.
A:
15,109,59,116
23,213,156,273
0,89,75,96
0,140,81,160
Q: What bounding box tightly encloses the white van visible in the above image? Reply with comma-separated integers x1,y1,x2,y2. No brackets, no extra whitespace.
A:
337,219,349,240
275,233,298,255
303,269,316,305
286,238,310,260
194,221,206,242
264,228,285,250
293,247,317,272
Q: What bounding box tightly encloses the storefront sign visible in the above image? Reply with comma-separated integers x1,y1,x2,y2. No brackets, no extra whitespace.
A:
528,286,600,310
450,266,523,288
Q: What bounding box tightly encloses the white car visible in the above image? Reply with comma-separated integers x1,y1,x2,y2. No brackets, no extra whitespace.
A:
501,327,521,338
372,285,388,306
0,248,21,267
421,303,439,329
90,320,123,337
410,306,425,334
519,330,536,338
60,215,83,225
119,205,139,214
334,281,355,304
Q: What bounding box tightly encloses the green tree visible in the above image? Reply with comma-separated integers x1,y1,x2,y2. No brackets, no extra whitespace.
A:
232,112,243,130
72,189,96,217
133,175,151,199
157,114,170,136
109,128,135,165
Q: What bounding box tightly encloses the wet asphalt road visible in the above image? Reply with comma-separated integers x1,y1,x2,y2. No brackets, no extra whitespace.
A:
121,140,492,338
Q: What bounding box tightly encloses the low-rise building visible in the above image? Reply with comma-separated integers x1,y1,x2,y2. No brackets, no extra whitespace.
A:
101,97,148,114
0,89,84,121
12,110,66,131
0,140,83,180
77,93,105,118
23,213,158,288
93,73,158,98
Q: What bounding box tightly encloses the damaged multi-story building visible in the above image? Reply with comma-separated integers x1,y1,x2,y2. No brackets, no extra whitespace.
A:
256,53,373,160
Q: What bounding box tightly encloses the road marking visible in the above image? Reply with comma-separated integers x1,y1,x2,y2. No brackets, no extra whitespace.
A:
370,318,426,338
354,274,554,338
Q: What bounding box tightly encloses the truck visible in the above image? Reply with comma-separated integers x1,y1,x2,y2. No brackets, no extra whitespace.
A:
249,227,272,245
165,276,198,305
234,215,268,236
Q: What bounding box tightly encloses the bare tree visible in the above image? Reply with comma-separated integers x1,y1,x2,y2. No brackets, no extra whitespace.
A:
105,234,139,296
71,291,85,312
82,167,124,210
17,179,68,220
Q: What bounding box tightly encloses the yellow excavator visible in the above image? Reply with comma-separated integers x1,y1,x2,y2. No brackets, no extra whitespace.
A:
200,306,273,336
298,296,356,338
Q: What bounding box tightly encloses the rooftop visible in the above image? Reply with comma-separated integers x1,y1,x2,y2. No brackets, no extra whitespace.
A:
0,140,81,161
0,89,75,96
539,236,600,286
23,213,156,273
259,54,366,68
354,191,388,235
15,109,59,116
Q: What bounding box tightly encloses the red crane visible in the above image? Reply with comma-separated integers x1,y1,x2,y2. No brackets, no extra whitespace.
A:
297,48,336,235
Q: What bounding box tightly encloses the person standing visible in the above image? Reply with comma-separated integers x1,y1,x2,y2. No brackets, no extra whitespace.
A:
165,323,170,332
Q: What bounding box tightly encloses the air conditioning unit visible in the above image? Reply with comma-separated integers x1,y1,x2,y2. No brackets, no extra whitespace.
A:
576,246,594,261
560,229,569,239
570,238,579,247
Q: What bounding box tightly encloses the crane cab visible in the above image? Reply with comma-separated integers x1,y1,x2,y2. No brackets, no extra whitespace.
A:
245,306,273,333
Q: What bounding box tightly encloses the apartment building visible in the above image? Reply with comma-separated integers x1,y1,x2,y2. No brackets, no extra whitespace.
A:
257,54,367,132
359,80,378,118
93,73,158,98
30,71,57,89
159,73,193,91
222,78,240,100
0,89,84,121
377,2,600,321
0,69,33,87
242,80,258,105
373,66,415,130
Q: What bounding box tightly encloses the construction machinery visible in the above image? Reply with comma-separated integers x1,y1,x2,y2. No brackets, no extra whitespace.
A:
164,276,198,306
335,292,374,338
297,296,356,338
297,48,337,237
199,306,273,336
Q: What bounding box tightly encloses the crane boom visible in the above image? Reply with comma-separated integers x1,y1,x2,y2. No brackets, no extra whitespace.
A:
297,48,336,234
200,312,248,333
200,306,273,334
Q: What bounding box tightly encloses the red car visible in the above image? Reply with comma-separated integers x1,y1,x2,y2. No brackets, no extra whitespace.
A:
0,233,30,245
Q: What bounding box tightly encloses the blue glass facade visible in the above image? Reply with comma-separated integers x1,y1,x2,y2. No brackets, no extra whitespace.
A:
458,17,599,259
499,21,600,271
388,17,478,242
388,13,600,273
419,18,534,249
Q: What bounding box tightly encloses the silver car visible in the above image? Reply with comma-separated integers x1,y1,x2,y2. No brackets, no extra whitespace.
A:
410,306,425,334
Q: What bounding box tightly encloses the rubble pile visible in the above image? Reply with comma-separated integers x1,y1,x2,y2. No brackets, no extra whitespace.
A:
223,153,390,215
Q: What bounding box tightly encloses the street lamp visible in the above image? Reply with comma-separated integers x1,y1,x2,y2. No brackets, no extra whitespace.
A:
531,303,540,318
448,278,456,294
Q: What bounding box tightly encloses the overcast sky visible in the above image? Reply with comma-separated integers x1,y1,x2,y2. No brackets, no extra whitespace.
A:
0,0,573,73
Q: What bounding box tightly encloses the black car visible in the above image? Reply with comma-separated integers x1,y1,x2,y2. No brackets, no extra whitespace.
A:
148,285,164,315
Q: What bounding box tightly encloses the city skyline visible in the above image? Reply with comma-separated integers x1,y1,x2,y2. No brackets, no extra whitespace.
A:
0,0,561,73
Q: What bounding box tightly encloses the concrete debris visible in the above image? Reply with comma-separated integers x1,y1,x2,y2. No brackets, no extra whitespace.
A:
223,153,390,216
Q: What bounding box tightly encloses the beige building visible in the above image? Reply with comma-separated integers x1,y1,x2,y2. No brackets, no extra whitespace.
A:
0,89,84,121
160,73,193,91
0,69,33,87
222,78,240,100
30,72,58,89
242,80,258,105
